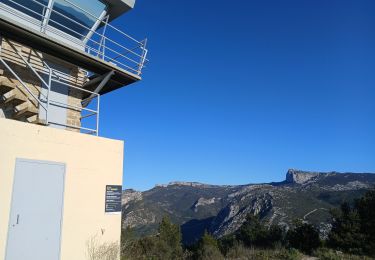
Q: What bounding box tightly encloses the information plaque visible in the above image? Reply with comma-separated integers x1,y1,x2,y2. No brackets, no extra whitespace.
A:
105,185,122,213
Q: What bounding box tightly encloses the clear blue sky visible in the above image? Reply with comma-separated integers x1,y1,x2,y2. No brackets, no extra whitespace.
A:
99,0,375,191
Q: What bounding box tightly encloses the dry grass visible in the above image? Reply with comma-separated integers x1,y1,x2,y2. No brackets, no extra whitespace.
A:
225,244,303,260
313,248,374,260
86,235,120,260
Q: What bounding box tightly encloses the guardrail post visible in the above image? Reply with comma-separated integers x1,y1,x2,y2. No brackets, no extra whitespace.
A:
96,95,100,136
41,0,54,33
98,15,109,61
46,67,52,124
138,39,148,75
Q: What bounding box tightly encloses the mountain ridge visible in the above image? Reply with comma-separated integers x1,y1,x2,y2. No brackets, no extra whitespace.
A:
122,169,375,244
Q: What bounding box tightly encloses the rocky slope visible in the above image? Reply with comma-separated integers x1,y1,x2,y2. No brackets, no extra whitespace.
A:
122,169,375,244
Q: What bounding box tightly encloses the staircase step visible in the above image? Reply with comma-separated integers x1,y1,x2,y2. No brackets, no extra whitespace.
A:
0,80,16,95
1,89,27,107
13,106,38,119
29,118,47,125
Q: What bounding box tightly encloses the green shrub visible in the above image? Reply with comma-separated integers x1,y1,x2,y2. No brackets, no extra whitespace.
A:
158,216,184,259
328,203,365,255
286,220,320,254
314,248,373,260
236,214,268,247
225,244,302,260
121,216,184,260
218,234,237,255
355,189,375,255
328,189,375,256
196,231,224,260
235,214,286,248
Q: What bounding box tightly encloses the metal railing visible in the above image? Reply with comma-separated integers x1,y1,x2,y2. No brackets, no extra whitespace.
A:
0,0,148,76
0,37,100,135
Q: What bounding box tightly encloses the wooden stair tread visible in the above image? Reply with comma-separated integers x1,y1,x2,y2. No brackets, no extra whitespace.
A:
13,106,38,119
1,89,27,106
29,118,47,125
0,80,16,95
2,96,26,107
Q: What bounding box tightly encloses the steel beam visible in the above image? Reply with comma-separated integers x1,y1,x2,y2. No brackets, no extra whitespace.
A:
82,71,114,107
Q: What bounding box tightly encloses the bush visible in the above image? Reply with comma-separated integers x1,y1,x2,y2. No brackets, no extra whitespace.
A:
236,214,268,247
355,189,375,255
225,244,302,260
218,234,237,256
267,224,285,247
196,231,224,260
158,216,184,259
121,216,184,260
86,235,119,260
328,203,365,255
314,248,373,260
327,189,375,256
234,214,286,249
286,220,320,254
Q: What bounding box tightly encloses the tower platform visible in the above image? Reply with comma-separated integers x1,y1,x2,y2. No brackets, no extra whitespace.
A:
0,0,147,95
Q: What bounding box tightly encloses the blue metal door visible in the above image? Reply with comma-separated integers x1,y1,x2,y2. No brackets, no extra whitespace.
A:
5,159,65,260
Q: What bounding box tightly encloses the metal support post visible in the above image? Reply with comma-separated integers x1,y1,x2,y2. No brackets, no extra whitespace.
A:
81,70,114,107
41,0,55,33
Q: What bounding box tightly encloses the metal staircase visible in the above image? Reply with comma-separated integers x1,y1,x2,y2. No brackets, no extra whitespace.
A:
0,37,100,135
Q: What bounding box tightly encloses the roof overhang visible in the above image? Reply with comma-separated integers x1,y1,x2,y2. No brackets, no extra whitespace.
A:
0,15,141,96
106,0,136,22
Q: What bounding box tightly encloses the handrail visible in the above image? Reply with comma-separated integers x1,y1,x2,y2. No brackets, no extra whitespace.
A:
0,57,47,110
0,3,144,75
32,49,61,80
0,7,140,75
0,36,101,135
61,0,141,44
1,1,144,74
5,38,49,97
2,0,143,60
42,16,141,72
0,0,149,75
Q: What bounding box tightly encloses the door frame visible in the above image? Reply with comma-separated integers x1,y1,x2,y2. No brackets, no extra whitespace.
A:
39,61,71,129
5,158,66,260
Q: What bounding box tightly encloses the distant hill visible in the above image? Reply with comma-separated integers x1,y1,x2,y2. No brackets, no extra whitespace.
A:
122,169,375,245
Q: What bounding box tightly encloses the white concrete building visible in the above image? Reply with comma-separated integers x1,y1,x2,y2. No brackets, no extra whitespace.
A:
0,0,147,259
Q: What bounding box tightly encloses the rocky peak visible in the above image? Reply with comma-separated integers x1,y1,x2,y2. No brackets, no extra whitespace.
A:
169,181,207,187
156,182,220,188
286,169,321,184
191,197,218,212
122,189,142,205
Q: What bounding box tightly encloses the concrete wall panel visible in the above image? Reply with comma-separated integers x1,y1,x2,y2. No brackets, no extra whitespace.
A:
0,118,124,260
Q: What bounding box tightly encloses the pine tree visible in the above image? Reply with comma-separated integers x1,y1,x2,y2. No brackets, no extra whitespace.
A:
157,216,184,259
328,202,365,255
287,220,320,254
236,214,268,247
197,231,224,260
328,189,375,256
356,189,375,255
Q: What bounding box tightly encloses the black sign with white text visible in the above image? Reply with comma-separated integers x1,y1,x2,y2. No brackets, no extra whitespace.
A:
105,185,122,213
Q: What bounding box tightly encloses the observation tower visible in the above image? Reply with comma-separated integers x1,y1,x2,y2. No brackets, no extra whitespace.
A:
0,0,148,259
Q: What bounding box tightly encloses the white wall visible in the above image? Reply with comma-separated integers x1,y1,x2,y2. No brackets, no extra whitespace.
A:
0,118,124,260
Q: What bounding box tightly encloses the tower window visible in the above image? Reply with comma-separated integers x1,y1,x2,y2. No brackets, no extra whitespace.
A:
49,0,107,40
0,0,107,41
1,0,48,20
